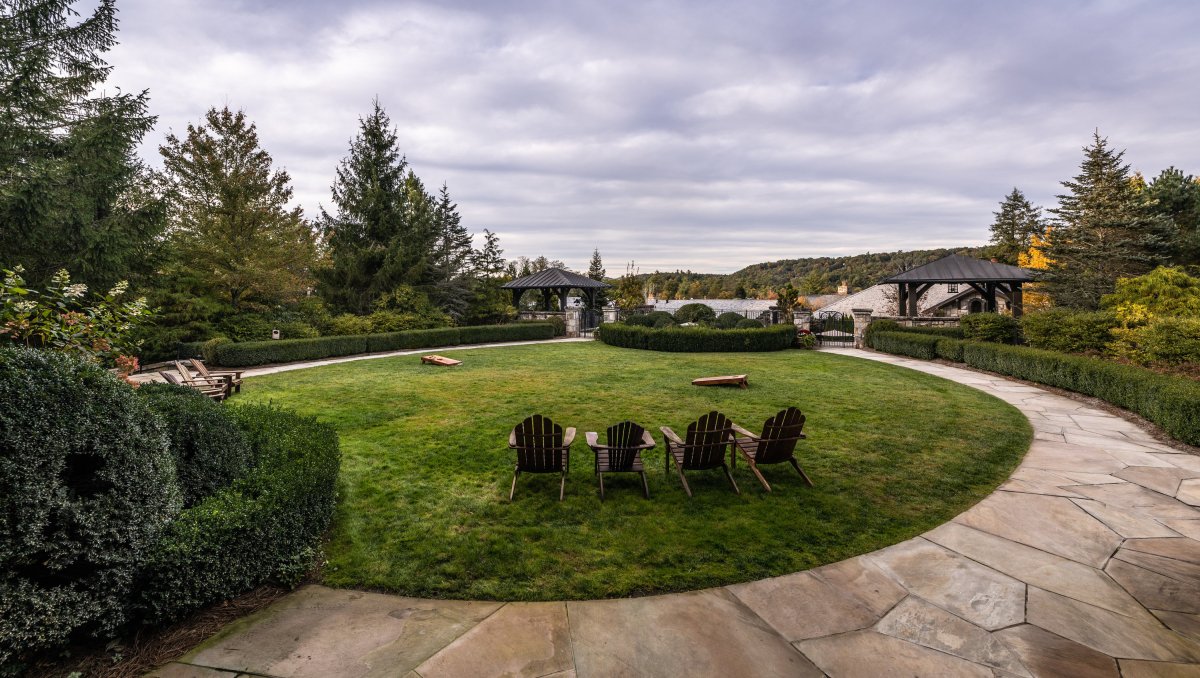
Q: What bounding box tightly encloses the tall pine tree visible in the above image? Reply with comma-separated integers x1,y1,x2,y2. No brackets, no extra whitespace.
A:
587,248,607,309
159,106,317,312
1145,167,1200,267
1045,132,1173,309
988,188,1045,265
427,183,473,320
0,0,165,287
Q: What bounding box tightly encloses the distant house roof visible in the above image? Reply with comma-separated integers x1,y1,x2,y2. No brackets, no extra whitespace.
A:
882,254,1034,284
648,298,777,314
819,283,964,317
501,267,611,290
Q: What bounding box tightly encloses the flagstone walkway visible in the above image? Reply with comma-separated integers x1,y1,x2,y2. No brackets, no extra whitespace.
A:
149,348,1200,678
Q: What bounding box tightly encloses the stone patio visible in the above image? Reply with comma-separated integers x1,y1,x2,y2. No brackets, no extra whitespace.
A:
149,348,1200,677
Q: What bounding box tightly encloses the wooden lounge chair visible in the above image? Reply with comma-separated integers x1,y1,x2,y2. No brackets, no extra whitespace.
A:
160,369,227,401
172,361,232,399
731,407,812,492
661,411,739,497
190,359,243,393
585,421,654,500
508,414,576,501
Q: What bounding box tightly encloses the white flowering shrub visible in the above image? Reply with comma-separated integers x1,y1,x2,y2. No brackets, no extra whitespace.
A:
0,266,152,367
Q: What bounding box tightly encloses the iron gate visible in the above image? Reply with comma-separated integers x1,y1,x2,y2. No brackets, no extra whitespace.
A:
812,311,854,346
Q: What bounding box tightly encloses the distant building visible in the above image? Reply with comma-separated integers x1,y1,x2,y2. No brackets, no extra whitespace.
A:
818,283,1012,317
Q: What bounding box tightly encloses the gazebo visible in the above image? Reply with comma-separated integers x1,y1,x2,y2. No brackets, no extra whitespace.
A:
882,254,1036,317
501,267,612,311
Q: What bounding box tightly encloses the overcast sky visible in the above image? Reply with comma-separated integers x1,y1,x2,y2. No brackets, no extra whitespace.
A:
102,0,1200,273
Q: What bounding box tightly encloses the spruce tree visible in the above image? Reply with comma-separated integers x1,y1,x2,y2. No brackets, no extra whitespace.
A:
1045,132,1173,309
587,248,608,309
1146,167,1200,267
464,229,510,324
0,0,165,287
158,106,317,311
427,183,473,320
988,188,1045,264
318,99,413,313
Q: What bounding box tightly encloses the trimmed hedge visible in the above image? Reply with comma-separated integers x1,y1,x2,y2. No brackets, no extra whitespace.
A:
209,323,555,367
674,302,717,323
0,349,181,666
961,312,1020,343
936,337,966,362
137,383,253,508
138,404,340,624
1021,309,1117,354
898,325,964,339
716,311,745,329
598,322,795,352
870,331,941,360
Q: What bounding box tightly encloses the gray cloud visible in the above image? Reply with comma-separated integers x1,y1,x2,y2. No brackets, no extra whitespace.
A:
104,0,1200,273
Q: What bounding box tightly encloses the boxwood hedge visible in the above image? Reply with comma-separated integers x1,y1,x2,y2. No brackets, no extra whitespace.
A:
869,331,941,360
598,322,795,352
209,323,555,367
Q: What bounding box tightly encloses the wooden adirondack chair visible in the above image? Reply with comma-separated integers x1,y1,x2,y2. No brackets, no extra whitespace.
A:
160,369,227,401
172,361,232,400
731,407,812,492
508,414,576,501
661,411,739,497
190,359,243,393
585,420,654,500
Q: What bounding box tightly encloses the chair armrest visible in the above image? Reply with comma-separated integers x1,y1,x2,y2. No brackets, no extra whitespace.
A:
660,426,684,446
730,423,758,439
639,430,656,449
508,429,517,448
563,427,576,447
585,431,600,448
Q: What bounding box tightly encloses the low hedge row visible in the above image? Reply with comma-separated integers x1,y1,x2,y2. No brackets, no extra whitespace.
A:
208,323,555,367
138,403,340,624
869,328,1200,446
598,322,795,352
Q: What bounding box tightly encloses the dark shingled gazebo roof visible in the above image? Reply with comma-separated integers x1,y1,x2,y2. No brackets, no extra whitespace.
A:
501,267,611,290
881,254,1035,317
501,267,611,312
882,254,1034,284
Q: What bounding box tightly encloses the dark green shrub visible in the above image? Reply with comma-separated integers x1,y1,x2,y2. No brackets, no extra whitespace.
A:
1139,317,1200,364
1021,309,1117,353
275,320,320,339
735,317,765,329
175,341,206,360
716,312,744,329
326,313,374,336
961,342,1200,445
0,349,181,665
137,384,253,508
900,325,964,339
201,336,229,364
870,331,940,360
863,318,901,348
674,303,717,324
961,313,1019,343
546,315,567,337
138,404,339,624
624,314,655,327
209,324,555,367
936,338,966,362
598,322,794,352
217,314,274,342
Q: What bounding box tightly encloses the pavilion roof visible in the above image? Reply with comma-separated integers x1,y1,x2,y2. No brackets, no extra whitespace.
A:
501,267,612,290
882,254,1035,284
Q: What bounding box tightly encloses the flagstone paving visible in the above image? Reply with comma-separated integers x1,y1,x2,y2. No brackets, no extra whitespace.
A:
149,347,1200,677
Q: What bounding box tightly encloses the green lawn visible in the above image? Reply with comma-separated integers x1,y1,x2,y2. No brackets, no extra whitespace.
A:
234,342,1031,601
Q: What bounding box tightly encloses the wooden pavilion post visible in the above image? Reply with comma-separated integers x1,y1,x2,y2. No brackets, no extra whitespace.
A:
1012,283,1023,318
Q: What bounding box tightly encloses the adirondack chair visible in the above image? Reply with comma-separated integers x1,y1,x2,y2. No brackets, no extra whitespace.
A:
660,411,739,497
585,420,655,500
731,406,812,492
190,359,243,393
172,361,232,400
508,414,576,501
160,369,227,401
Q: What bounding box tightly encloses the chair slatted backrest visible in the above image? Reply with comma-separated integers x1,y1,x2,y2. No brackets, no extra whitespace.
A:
682,411,733,470
160,371,183,386
605,420,646,470
173,361,198,385
513,414,566,472
754,407,806,464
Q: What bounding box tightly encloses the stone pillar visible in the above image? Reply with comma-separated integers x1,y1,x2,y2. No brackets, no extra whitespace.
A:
565,308,582,338
603,307,619,324
794,310,812,331
852,308,873,349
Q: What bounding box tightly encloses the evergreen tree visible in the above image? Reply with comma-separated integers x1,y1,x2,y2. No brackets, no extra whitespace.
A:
1045,132,1173,309
427,183,473,320
464,229,510,324
587,248,607,309
1145,167,1200,267
318,100,418,313
0,0,165,287
159,106,317,311
988,188,1045,264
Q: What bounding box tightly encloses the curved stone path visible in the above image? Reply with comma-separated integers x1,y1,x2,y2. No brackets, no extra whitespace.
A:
150,347,1200,678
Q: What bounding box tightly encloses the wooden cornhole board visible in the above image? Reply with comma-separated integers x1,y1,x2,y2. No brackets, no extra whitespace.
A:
691,374,748,389
421,354,462,367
